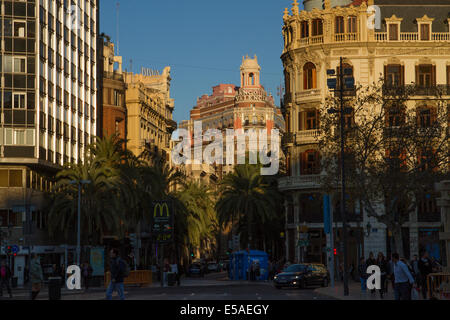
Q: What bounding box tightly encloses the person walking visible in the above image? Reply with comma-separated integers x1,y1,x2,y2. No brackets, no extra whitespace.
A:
392,253,415,300
358,257,368,292
0,260,13,298
170,261,180,286
366,252,376,294
376,252,388,299
106,248,126,300
30,253,43,300
418,251,433,300
81,262,93,291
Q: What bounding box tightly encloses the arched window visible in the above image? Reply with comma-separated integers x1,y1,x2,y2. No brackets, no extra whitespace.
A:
303,62,317,90
249,73,255,85
301,21,309,38
335,16,345,34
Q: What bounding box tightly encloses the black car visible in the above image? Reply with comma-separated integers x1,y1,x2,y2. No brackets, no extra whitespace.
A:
188,264,204,277
273,264,329,289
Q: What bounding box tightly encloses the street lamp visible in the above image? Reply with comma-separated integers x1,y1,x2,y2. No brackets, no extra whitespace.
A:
69,180,91,267
326,57,355,297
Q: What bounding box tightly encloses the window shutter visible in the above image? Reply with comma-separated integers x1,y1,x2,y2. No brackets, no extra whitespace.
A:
384,65,388,85
401,65,405,86
415,65,419,86
312,67,317,89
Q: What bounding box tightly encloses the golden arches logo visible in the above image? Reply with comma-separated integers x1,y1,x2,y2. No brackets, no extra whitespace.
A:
153,202,170,218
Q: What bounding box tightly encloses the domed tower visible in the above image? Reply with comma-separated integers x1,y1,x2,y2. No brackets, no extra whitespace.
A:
235,55,268,109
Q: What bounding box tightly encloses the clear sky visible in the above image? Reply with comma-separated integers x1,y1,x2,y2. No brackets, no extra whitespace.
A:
100,0,303,123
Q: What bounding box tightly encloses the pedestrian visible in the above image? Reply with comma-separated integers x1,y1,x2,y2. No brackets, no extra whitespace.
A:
30,253,43,300
366,252,376,294
411,255,420,284
0,260,13,298
170,260,180,286
81,262,93,291
163,259,170,286
418,251,433,300
358,257,368,292
106,248,126,300
392,253,415,300
376,252,388,299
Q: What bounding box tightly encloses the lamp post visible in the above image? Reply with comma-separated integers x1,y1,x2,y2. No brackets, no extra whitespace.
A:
69,180,91,266
326,57,355,297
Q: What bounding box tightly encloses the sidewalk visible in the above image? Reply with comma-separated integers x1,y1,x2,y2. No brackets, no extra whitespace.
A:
315,280,397,300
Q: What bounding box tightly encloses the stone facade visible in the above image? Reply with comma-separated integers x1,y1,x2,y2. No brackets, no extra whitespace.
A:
124,68,177,163
279,0,450,267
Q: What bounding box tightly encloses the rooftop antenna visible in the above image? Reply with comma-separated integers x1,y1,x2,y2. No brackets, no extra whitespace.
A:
116,2,120,56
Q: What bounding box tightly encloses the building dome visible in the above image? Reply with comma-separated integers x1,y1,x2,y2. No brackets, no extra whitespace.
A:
240,55,261,72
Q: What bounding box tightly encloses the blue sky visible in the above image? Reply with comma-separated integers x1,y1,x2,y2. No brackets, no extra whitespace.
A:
100,0,303,123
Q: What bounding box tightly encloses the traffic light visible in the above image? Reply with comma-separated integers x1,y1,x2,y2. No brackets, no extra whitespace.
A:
333,248,337,255
190,252,194,257
6,246,12,255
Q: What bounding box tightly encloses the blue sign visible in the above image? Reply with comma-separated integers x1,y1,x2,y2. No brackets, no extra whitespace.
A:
323,195,331,234
12,245,19,254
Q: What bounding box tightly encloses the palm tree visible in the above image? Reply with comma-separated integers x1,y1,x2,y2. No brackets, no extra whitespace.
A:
216,164,277,251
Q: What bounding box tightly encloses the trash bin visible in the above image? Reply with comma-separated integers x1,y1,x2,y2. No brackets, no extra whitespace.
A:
167,272,176,286
48,277,62,300
11,277,18,288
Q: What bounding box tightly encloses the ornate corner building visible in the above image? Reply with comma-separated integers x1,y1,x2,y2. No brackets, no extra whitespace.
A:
178,56,285,185
280,0,450,265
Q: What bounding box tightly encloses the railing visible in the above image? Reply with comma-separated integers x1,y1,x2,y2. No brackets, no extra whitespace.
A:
375,32,387,41
432,32,450,41
334,33,358,42
282,132,294,146
427,273,450,300
375,32,449,42
383,85,450,97
295,89,322,101
311,35,324,44
400,32,419,41
296,129,321,143
278,175,322,191
103,71,124,81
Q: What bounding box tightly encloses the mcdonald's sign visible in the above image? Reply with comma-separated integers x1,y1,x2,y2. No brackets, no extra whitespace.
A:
151,201,174,244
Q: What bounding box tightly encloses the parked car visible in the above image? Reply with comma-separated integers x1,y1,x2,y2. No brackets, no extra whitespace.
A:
219,260,229,271
188,264,204,277
273,263,329,289
207,262,221,272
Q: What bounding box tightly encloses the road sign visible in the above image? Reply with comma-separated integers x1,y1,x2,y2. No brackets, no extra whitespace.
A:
151,201,174,244
12,245,19,254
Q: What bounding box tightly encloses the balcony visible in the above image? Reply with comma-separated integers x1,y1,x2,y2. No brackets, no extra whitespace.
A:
299,35,324,46
295,89,322,103
334,33,358,42
103,71,124,82
278,174,322,191
282,132,294,147
295,129,320,145
383,85,450,97
375,32,450,42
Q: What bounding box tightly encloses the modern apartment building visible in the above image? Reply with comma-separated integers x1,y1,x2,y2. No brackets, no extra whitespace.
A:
0,0,98,285
280,0,450,267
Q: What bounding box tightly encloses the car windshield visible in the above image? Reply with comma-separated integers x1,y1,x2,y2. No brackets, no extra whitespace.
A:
284,264,307,273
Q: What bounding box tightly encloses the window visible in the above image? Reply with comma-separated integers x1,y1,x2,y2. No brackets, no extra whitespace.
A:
9,170,23,187
417,106,436,128
348,16,357,33
385,65,404,87
4,128,34,146
301,150,320,175
335,16,345,34
386,149,407,171
416,65,435,88
312,19,323,36
301,21,309,38
13,93,26,108
13,20,26,37
1,56,24,73
418,148,438,172
14,57,26,73
385,104,405,127
249,73,255,85
388,24,399,41
298,109,319,131
303,62,317,90
420,24,430,41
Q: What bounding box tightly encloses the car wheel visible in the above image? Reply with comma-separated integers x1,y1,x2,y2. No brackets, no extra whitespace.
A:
322,278,328,287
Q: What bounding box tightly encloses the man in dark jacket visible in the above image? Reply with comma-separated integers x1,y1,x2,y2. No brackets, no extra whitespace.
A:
418,251,433,300
106,248,126,300
0,260,12,298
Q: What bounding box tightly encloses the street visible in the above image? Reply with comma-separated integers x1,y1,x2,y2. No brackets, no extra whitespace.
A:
1,272,335,301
